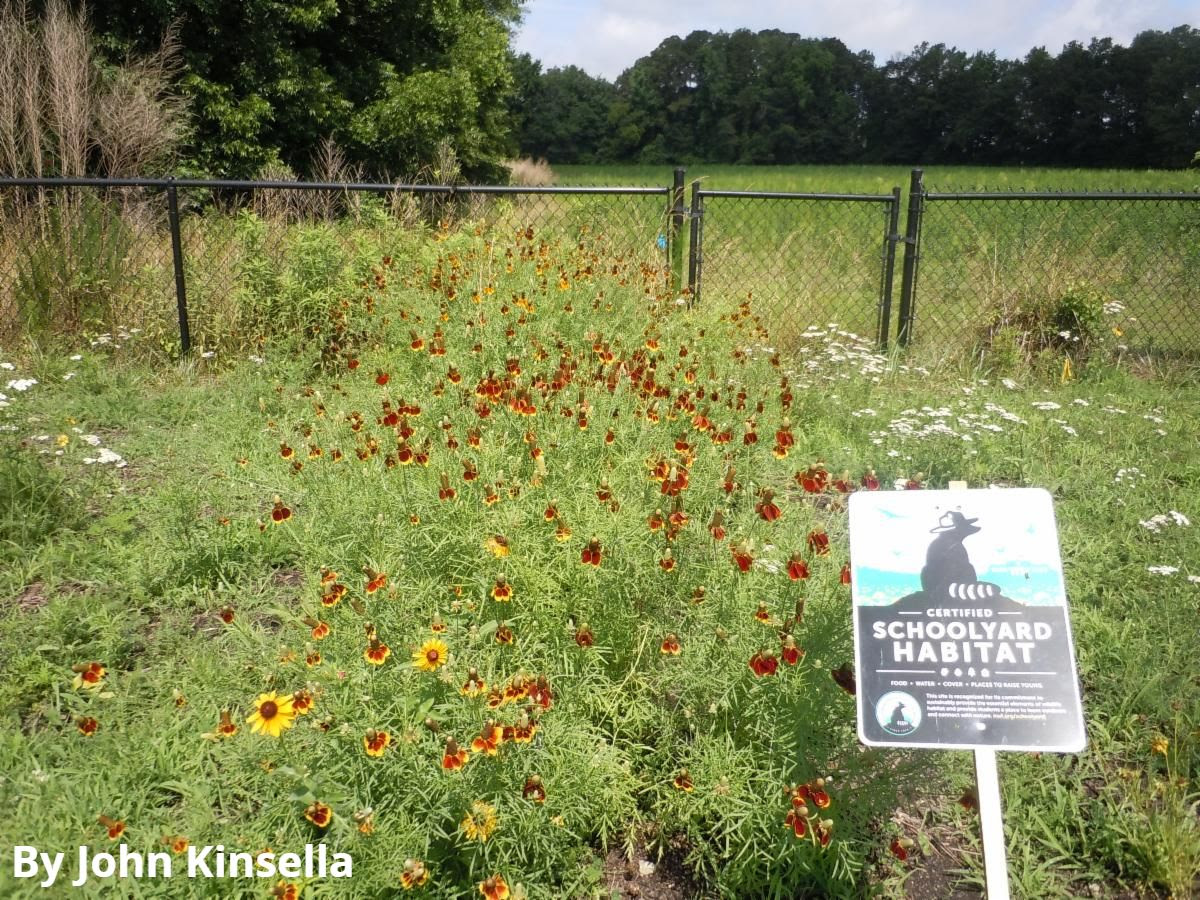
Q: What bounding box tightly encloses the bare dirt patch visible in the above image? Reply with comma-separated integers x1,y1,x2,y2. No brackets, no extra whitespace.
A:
602,836,699,900
14,581,48,612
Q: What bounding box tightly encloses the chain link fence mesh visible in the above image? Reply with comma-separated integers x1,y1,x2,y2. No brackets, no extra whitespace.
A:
912,189,1200,356
693,192,896,347
3,177,1199,360
1,182,674,354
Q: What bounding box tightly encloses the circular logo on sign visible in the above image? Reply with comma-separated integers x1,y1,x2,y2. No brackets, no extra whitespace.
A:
875,691,922,735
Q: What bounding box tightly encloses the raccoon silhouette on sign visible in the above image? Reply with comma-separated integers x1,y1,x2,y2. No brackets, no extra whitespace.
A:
920,510,1004,601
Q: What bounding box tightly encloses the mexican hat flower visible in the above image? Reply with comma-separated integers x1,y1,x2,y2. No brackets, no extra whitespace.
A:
246,692,297,738
72,661,106,690
523,774,546,804
216,709,237,738
442,737,470,771
363,729,391,758
749,650,779,677
478,874,510,900
401,858,430,890
305,801,332,829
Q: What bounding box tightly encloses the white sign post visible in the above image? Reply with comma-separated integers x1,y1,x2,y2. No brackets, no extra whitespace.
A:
849,486,1086,899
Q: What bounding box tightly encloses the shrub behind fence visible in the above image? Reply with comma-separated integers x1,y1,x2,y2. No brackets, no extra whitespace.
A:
2,172,1197,359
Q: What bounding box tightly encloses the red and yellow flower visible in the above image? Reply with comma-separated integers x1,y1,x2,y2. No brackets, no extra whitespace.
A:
673,769,694,792
471,720,504,756
660,633,682,655
749,650,779,677
523,774,546,803
364,637,391,666
216,709,237,738
478,873,510,900
580,537,602,566
441,737,470,771
490,575,513,602
305,801,332,829
98,815,125,840
363,729,391,757
401,858,430,890
72,661,106,690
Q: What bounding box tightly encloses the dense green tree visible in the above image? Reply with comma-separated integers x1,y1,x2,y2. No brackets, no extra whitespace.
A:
519,26,1199,169
507,54,615,163
72,0,524,178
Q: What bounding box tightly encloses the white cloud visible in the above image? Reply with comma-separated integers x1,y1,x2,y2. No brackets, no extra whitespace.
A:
513,0,1194,79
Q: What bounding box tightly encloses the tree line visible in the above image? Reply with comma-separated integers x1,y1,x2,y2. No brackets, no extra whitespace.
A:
5,3,1198,178
509,27,1200,169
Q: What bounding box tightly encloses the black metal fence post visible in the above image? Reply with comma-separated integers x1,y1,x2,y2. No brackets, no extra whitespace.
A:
165,178,191,354
687,181,703,307
896,169,924,347
878,185,902,350
669,166,686,294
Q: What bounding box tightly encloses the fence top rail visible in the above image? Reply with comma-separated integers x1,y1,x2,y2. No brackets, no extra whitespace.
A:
0,176,671,196
925,189,1200,202
696,188,896,202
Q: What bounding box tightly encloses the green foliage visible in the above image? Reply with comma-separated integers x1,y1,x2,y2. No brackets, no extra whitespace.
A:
83,0,523,179
0,445,84,564
976,282,1120,375
13,194,136,338
514,26,1200,168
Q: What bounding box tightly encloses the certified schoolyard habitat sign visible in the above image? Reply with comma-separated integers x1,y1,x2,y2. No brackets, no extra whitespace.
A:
849,488,1086,752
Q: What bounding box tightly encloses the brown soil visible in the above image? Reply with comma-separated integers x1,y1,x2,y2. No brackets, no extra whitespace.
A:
601,839,701,900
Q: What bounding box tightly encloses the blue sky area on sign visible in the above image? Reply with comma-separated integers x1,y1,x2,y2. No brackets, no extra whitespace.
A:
854,562,1067,607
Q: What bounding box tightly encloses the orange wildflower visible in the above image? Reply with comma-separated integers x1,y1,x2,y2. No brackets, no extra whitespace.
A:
478,874,510,900
471,720,504,756
363,729,391,757
305,801,332,829
364,638,391,666
98,815,125,840
441,737,470,771
401,858,430,890
661,633,682,655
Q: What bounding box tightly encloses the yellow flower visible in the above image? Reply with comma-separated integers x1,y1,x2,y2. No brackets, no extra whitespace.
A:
1151,736,1169,756
56,434,69,448
461,800,498,842
413,639,449,672
246,692,297,738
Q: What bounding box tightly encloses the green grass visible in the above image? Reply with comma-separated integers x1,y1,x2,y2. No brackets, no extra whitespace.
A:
1,220,1199,899
553,164,1200,193
556,165,1200,357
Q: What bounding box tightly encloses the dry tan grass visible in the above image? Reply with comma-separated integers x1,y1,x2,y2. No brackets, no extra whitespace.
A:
506,157,555,187
0,0,186,179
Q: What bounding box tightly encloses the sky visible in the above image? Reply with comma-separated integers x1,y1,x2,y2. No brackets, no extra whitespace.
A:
511,0,1198,80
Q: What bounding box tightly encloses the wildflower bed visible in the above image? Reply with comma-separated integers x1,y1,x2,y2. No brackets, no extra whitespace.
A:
0,222,1198,899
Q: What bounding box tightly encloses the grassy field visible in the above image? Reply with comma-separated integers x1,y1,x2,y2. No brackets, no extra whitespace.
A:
1,213,1199,898
553,165,1200,193
555,166,1200,357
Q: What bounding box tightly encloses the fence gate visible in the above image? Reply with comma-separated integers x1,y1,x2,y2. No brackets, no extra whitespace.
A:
684,184,903,349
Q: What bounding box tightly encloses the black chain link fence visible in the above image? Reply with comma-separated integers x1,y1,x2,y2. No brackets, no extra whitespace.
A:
0,179,674,354
2,173,1198,359
689,188,900,348
909,185,1200,357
